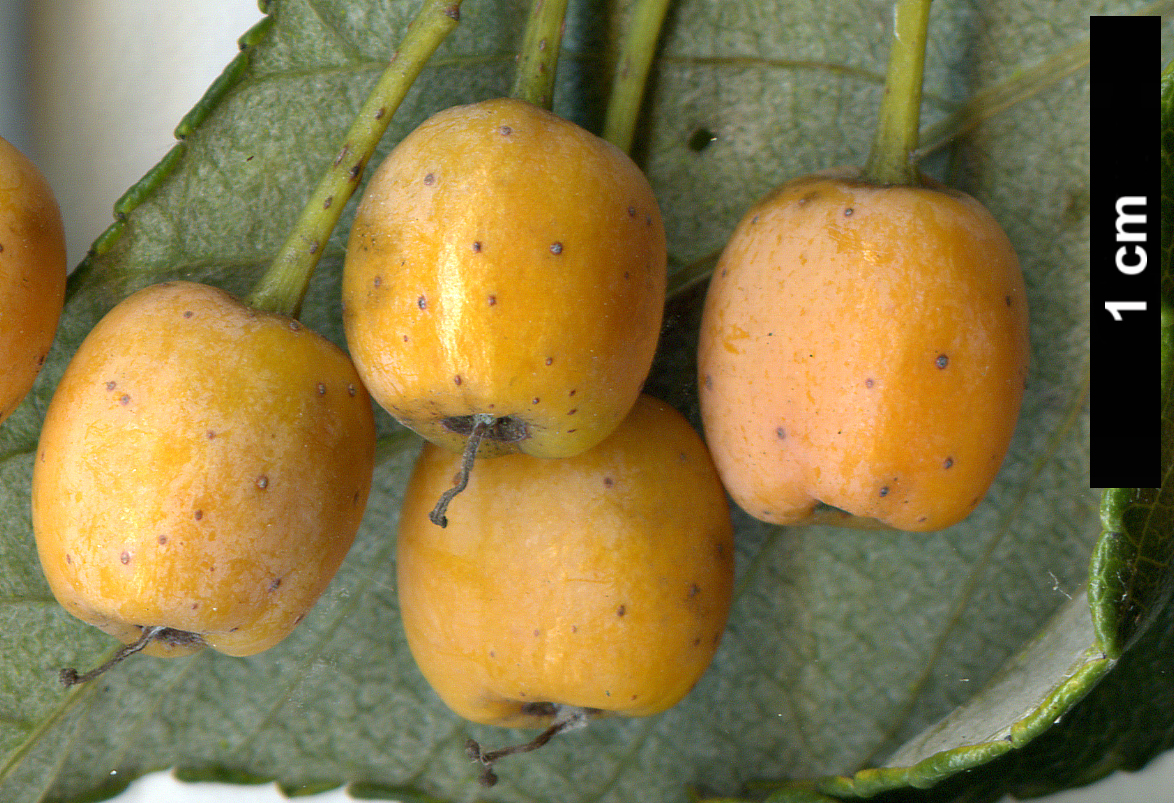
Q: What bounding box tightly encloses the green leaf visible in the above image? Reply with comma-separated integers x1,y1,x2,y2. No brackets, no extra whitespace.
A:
0,2,1167,802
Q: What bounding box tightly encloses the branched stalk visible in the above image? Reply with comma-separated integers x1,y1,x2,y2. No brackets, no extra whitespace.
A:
509,0,572,109
601,0,674,153
247,0,464,317
863,0,933,186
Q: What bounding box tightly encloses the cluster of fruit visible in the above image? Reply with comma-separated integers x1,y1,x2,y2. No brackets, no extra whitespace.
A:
1,1,1028,785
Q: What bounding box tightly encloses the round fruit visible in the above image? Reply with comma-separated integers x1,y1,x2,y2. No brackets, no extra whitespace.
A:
396,394,735,729
0,134,67,426
342,97,667,460
32,281,376,658
698,166,1030,532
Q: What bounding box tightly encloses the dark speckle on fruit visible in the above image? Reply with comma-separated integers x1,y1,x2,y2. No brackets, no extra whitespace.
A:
472,241,482,253
106,381,116,391
550,242,563,255
316,383,326,396
499,125,512,136
120,551,130,565
944,457,954,469
879,486,890,497
256,475,269,490
417,295,427,310
617,605,626,617
423,172,435,185
454,375,462,386
936,354,949,369
844,208,854,217
119,394,130,406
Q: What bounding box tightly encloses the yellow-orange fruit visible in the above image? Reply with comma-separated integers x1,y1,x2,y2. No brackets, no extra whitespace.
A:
0,135,66,425
32,281,376,657
342,97,666,459
397,395,734,729
698,167,1030,532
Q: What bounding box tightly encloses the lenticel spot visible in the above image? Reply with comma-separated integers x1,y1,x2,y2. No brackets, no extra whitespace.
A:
936,354,949,369
550,242,563,255
255,475,269,490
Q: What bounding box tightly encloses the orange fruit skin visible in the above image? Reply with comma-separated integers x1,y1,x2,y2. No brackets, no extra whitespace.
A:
32,282,376,657
698,167,1030,532
396,395,734,729
342,97,666,459
0,135,66,425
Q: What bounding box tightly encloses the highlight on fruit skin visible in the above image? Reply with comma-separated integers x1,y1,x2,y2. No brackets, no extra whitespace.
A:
698,166,1030,532
32,281,376,667
396,394,735,731
341,96,667,461
0,134,67,427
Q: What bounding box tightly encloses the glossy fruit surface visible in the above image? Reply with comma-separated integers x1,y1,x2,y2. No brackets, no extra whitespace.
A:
32,281,376,657
396,394,734,729
0,135,67,425
698,166,1030,532
342,97,666,459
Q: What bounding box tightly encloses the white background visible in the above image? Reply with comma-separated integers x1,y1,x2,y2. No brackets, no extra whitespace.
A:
2,1,1169,801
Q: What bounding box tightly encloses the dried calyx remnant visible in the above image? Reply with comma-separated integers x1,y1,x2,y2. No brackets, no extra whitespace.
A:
429,414,528,527
465,704,594,786
59,626,204,686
